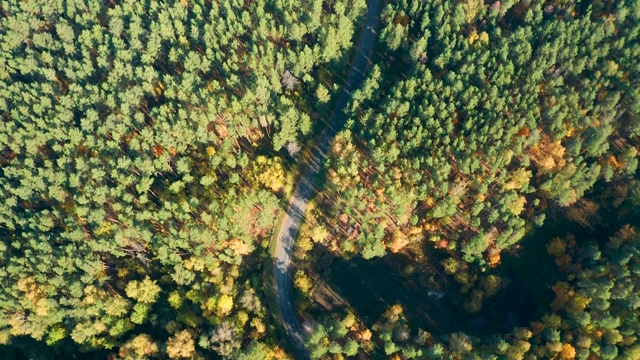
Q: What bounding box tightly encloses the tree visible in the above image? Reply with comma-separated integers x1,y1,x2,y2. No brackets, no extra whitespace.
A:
210,322,241,357
316,84,331,103
125,277,161,304
216,295,234,317
0,0,370,356
166,330,195,359
281,70,299,91
343,339,359,356
119,334,159,359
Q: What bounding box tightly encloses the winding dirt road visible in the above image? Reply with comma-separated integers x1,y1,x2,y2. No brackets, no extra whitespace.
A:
273,0,382,358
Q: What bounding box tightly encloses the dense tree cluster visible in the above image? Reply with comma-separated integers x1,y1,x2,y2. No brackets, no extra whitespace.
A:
303,214,640,359
294,0,640,357
0,0,366,357
304,312,366,359
3,0,640,357
311,0,640,266
365,222,640,360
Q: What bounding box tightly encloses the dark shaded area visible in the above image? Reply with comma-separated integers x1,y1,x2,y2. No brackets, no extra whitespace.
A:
314,249,465,334
500,180,640,322
315,180,640,340
313,241,550,337
473,274,540,332
319,243,555,335
317,205,631,337
314,232,554,337
0,337,109,360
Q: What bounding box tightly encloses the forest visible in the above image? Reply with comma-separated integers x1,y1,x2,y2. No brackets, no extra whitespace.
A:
295,0,640,358
1,0,639,359
0,0,366,357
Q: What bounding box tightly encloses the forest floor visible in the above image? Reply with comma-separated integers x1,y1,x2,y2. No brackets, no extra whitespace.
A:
306,230,552,337
309,248,463,331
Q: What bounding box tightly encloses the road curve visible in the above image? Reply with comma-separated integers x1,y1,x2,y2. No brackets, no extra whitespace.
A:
273,0,382,358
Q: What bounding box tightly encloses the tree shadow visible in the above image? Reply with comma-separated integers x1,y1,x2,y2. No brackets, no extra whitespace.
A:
312,248,464,333
312,245,550,336
272,210,312,359
274,225,300,276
